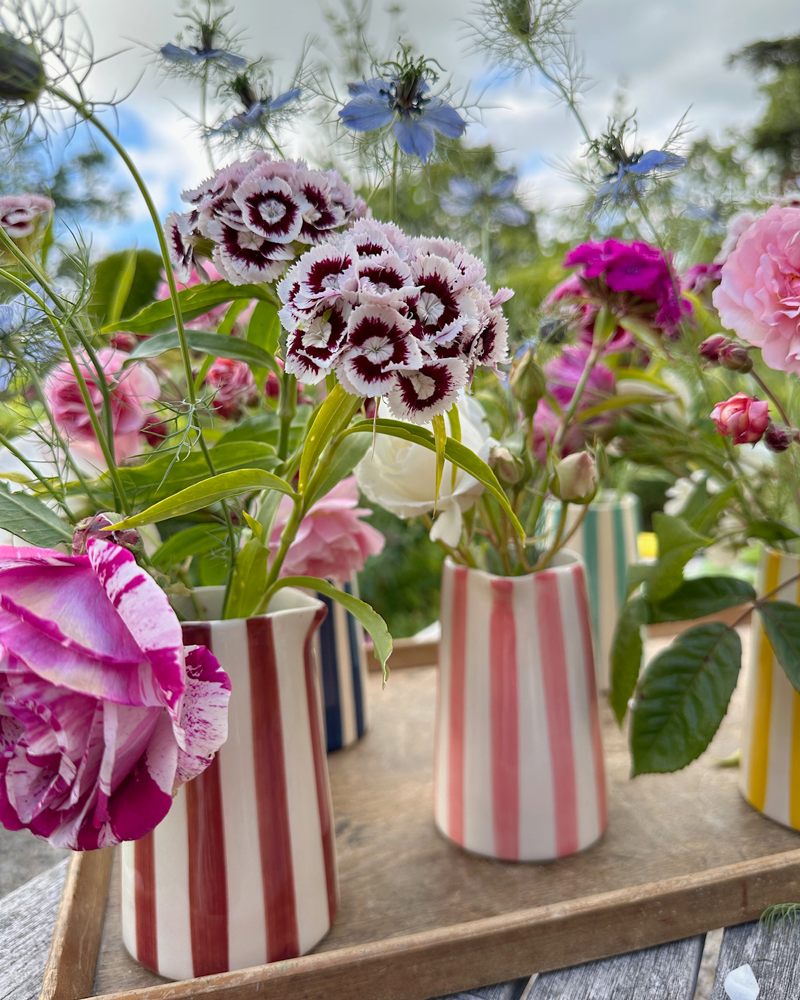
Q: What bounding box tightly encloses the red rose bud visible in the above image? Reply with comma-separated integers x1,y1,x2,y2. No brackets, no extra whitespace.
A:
142,413,168,448
109,332,138,352
711,393,770,445
765,423,797,453
719,342,753,373
72,512,142,556
699,334,730,364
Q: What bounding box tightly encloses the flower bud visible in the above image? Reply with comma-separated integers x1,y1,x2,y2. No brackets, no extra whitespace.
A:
142,414,168,448
0,32,46,105
510,350,546,417
710,393,770,445
72,512,142,556
764,423,797,453
698,334,730,364
501,0,533,34
552,452,598,504
110,332,138,352
718,343,753,373
491,445,524,486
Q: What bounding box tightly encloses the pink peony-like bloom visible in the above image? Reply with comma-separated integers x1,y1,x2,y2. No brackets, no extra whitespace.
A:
712,205,800,375
0,194,54,239
270,477,384,581
203,358,259,419
710,393,770,445
44,348,160,464
564,238,690,338
0,538,230,849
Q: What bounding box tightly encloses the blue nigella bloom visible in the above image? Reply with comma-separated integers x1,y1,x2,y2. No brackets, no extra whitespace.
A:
440,174,529,226
594,149,687,210
339,55,466,163
160,42,246,69
214,88,301,134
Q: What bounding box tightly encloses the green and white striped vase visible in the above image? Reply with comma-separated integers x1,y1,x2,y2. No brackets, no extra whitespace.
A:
544,492,640,690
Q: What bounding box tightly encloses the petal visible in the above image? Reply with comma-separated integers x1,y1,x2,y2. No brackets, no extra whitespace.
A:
173,646,231,787
270,88,301,109
422,99,467,139
392,117,436,162
339,94,394,132
429,503,464,548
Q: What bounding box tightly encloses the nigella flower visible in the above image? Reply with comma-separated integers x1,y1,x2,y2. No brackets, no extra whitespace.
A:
339,52,466,163
212,73,301,137
440,174,529,226
158,9,246,70
160,42,246,68
594,149,687,211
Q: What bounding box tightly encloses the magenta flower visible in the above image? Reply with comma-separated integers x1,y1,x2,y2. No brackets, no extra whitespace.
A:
711,393,770,445
270,477,384,580
713,205,800,375
544,276,634,352
683,262,722,296
43,349,160,464
203,357,259,419
564,238,690,338
0,539,230,849
0,194,54,239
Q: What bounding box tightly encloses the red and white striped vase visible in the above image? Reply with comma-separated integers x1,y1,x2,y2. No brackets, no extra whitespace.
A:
120,587,338,981
434,553,607,861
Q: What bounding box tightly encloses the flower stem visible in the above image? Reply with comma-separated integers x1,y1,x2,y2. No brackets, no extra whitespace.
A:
750,370,793,427
523,40,592,146
389,142,399,222
277,373,297,461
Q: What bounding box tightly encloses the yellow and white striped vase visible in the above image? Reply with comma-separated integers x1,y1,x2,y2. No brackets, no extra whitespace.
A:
740,548,800,831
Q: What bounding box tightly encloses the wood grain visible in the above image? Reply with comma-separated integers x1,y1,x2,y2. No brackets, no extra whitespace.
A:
435,982,531,1000
528,935,705,999
39,849,113,1000
709,919,800,999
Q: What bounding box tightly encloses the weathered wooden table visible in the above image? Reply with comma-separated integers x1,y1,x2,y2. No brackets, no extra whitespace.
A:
2,858,799,999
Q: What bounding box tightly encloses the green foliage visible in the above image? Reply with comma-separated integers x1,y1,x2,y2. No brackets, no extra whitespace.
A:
647,514,710,602
226,538,269,619
0,485,72,547
129,330,279,373
757,601,800,694
609,595,648,724
89,250,163,328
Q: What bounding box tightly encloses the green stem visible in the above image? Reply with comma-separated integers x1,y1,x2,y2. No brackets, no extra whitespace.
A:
200,62,215,173
257,494,304,612
750,370,793,428
534,500,568,571
481,217,491,285
553,341,603,454
277,373,297,461
389,142,399,222
523,40,592,145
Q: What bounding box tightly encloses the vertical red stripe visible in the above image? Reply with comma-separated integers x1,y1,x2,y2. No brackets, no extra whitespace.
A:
303,608,338,925
573,564,607,833
247,617,300,962
133,834,157,971
182,622,230,977
535,571,579,856
490,578,519,859
448,566,469,843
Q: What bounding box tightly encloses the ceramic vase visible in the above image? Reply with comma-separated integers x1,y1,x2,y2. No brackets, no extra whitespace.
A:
434,552,607,862
315,575,369,752
544,492,640,689
740,548,800,831
121,587,338,981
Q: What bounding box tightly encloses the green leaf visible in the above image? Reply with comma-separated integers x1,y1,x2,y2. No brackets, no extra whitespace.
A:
126,330,280,374
688,482,739,536
432,413,446,510
89,249,162,327
347,418,525,541
649,576,756,623
629,623,741,775
103,281,277,335
217,412,281,447
626,562,655,596
274,575,393,680
247,300,280,355
299,385,363,493
647,513,711,603
217,299,249,337
577,392,674,423
0,485,72,547
757,601,800,693
110,469,295,528
105,247,137,327
747,520,800,543
609,597,648,724
225,538,269,619
150,524,228,572
305,433,370,508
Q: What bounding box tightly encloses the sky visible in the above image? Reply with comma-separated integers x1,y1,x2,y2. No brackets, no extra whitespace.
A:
54,0,800,250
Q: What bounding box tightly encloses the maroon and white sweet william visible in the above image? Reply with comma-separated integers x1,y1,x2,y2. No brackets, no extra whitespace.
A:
0,539,230,850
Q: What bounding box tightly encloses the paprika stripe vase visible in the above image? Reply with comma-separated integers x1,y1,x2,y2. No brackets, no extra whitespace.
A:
121,587,338,981
740,548,800,832
544,492,640,690
434,553,607,862
315,576,369,752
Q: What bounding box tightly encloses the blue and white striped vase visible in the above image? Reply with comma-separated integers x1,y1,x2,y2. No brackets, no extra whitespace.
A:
314,575,369,752
544,492,641,690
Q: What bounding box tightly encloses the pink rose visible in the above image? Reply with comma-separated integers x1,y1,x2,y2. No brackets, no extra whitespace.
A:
270,477,385,581
712,205,800,375
44,348,160,463
0,539,230,849
710,393,770,445
0,194,54,238
203,358,259,419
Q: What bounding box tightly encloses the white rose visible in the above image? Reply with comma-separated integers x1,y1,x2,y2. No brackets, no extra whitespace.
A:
355,394,494,548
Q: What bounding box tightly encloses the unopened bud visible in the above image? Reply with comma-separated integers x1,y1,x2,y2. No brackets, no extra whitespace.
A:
110,332,138,352
765,423,797,453
491,445,524,485
502,0,533,34
72,512,142,556
552,452,598,504
142,414,168,448
0,32,46,105
699,334,730,364
510,350,546,417
719,343,753,373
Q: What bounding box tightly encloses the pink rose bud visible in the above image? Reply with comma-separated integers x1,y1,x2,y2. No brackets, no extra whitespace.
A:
765,423,797,453
72,512,141,556
142,413,168,448
552,451,598,504
699,334,730,363
109,332,138,352
719,342,753,373
711,393,770,445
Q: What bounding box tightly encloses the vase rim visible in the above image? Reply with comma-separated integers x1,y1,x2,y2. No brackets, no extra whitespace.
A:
443,548,583,580
545,489,638,510
173,584,325,625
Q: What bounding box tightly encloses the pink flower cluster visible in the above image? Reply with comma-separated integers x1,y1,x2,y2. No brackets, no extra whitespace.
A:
713,205,800,375
166,152,363,286
564,239,690,339
270,477,384,581
0,194,54,239
0,539,230,849
277,220,512,422
203,357,259,419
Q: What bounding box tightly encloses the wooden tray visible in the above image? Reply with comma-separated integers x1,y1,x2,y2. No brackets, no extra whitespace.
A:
41,632,800,1000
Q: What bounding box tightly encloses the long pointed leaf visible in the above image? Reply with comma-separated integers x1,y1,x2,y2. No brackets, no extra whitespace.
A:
0,485,72,547
127,330,280,374
298,385,362,493
432,413,446,512
225,538,269,619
